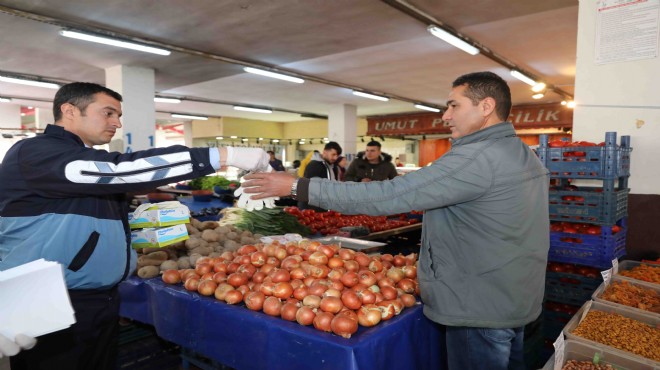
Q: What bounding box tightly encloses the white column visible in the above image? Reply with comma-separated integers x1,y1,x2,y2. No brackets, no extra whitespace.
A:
34,108,54,130
573,1,660,194
105,65,156,153
328,104,357,159
0,103,21,129
183,121,194,147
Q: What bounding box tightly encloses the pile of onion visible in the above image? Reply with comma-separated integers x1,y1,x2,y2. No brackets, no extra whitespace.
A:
161,240,420,339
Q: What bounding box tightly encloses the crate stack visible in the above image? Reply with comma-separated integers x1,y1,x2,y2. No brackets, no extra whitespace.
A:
535,131,632,358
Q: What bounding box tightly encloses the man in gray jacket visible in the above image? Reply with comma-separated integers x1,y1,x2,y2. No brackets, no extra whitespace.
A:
242,71,550,370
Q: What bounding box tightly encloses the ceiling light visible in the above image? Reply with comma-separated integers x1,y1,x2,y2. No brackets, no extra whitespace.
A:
0,75,60,89
414,104,440,112
241,138,248,142
216,136,224,140
323,137,328,140
427,26,480,56
567,101,576,108
532,93,544,99
171,113,208,120
27,106,33,109
272,139,280,143
230,135,238,139
258,137,264,141
531,83,546,93
59,29,171,55
0,97,12,103
352,91,389,101
20,113,26,116
154,97,181,103
298,141,304,144
300,138,305,141
561,100,567,106
233,106,273,114
510,70,537,86
243,67,304,84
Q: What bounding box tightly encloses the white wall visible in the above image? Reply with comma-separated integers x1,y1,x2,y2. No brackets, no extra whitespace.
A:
573,0,660,194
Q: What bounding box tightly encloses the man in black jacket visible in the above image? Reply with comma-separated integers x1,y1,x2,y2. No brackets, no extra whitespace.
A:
299,141,342,210
345,140,398,182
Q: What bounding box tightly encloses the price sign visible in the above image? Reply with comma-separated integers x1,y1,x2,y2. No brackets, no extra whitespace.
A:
601,268,612,286
579,300,592,324
612,258,619,275
553,333,565,370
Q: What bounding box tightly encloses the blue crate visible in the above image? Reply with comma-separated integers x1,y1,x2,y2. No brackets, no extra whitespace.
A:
542,303,578,340
548,218,627,269
549,186,629,225
545,270,602,306
537,132,632,179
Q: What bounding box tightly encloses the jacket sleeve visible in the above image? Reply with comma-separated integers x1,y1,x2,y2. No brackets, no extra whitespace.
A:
387,163,398,179
344,161,359,182
307,148,492,215
303,161,326,179
18,142,216,197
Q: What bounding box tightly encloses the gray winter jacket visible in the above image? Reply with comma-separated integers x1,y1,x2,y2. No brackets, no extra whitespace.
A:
305,122,549,328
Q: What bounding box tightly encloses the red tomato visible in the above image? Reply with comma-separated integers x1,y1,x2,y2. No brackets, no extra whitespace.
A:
549,140,566,148
611,225,621,234
563,226,578,234
586,226,601,235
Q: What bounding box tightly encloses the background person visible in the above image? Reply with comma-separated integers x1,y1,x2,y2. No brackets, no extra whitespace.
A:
242,71,550,370
0,82,270,370
267,150,285,171
344,140,398,182
336,155,347,181
299,141,342,211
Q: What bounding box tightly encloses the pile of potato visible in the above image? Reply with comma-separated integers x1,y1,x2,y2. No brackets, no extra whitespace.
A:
136,218,263,279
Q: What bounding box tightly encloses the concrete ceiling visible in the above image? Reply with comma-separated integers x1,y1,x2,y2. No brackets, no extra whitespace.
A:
0,0,578,124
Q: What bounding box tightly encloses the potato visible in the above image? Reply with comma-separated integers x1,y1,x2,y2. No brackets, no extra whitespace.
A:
160,260,179,272
199,221,218,231
240,236,255,245
189,246,212,256
208,252,222,258
177,257,191,269
215,226,231,234
213,244,225,253
137,266,159,279
201,229,220,242
186,223,200,235
253,233,265,240
189,253,203,266
224,239,240,252
226,231,239,241
137,251,168,267
185,237,202,250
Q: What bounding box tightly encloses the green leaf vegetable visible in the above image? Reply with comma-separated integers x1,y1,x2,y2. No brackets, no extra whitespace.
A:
188,176,239,191
219,207,311,236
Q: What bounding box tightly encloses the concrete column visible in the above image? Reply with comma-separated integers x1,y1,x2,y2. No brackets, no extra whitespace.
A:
34,108,54,130
0,103,21,129
183,122,194,147
105,65,155,152
328,104,357,159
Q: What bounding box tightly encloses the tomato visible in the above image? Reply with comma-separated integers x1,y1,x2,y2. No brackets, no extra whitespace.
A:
563,226,578,234
586,226,601,235
611,225,621,234
549,140,566,148
548,263,565,273
562,195,575,202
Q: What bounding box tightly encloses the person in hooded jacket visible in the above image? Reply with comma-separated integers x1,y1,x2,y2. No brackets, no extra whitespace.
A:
298,141,342,211
344,140,398,182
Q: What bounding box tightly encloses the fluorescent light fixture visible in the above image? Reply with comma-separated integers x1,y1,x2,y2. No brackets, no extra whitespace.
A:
414,104,440,113
567,101,576,108
216,136,224,140
154,97,181,103
171,113,208,120
510,70,537,86
233,106,272,114
243,67,304,84
27,106,33,109
59,29,170,55
531,83,546,93
561,100,567,106
323,137,328,140
258,137,263,141
241,138,248,142
300,138,305,141
427,25,480,55
230,135,238,139
0,75,60,89
21,113,26,116
272,139,280,143
532,93,544,100
298,141,304,144
352,91,389,101
0,97,11,103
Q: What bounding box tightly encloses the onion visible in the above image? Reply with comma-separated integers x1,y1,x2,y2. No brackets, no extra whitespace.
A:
273,282,294,299
184,278,200,292
260,263,276,275
290,279,303,289
354,252,370,267
262,244,276,257
280,302,299,321
220,251,234,260
368,284,380,293
377,277,395,289
281,255,302,270
237,245,257,255
274,247,288,260
214,283,234,301
381,254,394,262
244,291,266,311
327,257,344,269
327,268,344,281
270,269,291,283
313,312,334,332
386,268,404,283
397,278,416,294
350,283,368,294
295,306,316,326
195,263,212,276
341,290,362,310
359,289,376,305
286,297,300,305
289,267,307,280
227,262,240,274
260,281,275,296
303,277,316,287
323,288,342,298
358,271,377,286
390,299,404,315
213,262,227,273
236,255,251,266
251,271,266,284
227,272,248,288
197,280,217,296
301,250,314,262
237,263,256,278
212,271,227,284
266,256,281,267
237,284,250,296
263,297,282,316
392,255,406,267
368,260,383,273
404,253,417,266
293,286,310,300
308,283,328,297
331,314,358,338
200,272,214,281
380,286,398,300
286,244,298,255
338,308,358,321
250,251,267,266
402,265,417,279
343,260,360,272
328,280,344,291
357,304,382,327
320,296,343,314
302,295,321,309
382,261,393,270
338,248,355,260
162,270,181,284
374,292,384,304
224,290,243,305
340,271,359,288
377,301,395,320
318,245,335,259
400,293,416,307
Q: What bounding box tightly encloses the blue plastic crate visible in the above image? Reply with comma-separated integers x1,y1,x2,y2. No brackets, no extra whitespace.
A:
549,186,629,225
537,132,632,179
548,218,627,269
545,270,602,306
542,303,578,340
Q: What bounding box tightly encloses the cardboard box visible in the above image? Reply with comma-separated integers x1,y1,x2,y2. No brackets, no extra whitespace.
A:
131,224,189,249
129,204,190,229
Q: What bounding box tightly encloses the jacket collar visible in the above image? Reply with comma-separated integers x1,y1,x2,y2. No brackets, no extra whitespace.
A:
45,124,86,147
451,122,516,146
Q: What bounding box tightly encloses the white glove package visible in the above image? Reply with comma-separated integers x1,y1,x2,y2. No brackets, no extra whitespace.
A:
225,147,273,172
0,333,37,358
234,186,278,212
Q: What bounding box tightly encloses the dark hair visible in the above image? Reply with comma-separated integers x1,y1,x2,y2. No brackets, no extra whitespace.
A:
452,71,511,122
53,82,123,122
324,141,342,155
292,160,301,168
267,150,275,155
366,140,381,148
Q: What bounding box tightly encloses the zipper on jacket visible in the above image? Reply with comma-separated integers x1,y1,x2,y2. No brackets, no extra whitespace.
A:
68,231,100,272
80,160,192,177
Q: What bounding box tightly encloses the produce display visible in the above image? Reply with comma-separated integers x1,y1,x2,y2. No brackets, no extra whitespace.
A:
160,239,420,339
135,219,261,279
283,207,420,236
561,360,614,370
618,264,660,284
571,310,660,361
550,222,622,243
219,207,311,236
546,262,600,279
189,176,239,191
547,140,606,149
601,280,660,313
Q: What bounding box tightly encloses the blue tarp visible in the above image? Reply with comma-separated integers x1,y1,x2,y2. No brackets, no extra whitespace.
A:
119,277,445,370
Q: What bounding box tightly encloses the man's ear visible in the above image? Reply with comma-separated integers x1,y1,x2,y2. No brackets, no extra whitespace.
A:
60,103,77,120
480,97,497,118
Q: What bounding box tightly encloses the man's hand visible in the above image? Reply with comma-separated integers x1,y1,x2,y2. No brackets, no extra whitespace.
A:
242,172,296,199
0,333,37,358
223,147,273,172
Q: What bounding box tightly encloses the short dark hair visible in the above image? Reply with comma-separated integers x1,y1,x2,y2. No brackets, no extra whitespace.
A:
267,150,275,155
324,141,342,155
452,72,511,122
53,82,123,122
366,140,381,148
